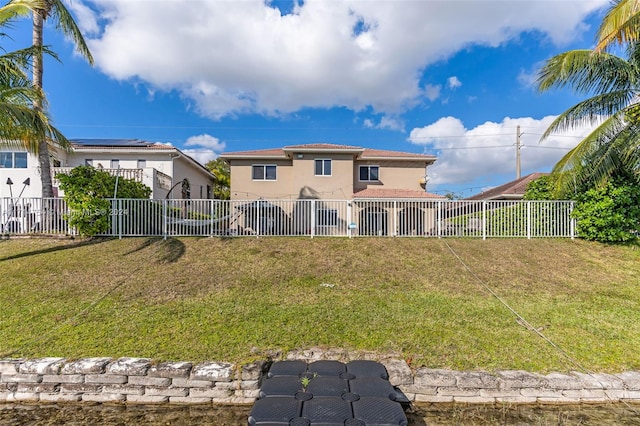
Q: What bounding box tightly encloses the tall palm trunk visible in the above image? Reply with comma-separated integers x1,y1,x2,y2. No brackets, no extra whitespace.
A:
33,7,53,197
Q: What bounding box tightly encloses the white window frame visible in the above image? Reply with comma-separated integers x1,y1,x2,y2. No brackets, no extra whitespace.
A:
137,159,146,169
359,165,380,182
314,158,332,176
252,164,277,181
111,159,120,169
316,208,338,227
0,152,28,169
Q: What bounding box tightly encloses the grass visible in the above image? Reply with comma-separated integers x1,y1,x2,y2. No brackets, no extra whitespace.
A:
1,236,639,373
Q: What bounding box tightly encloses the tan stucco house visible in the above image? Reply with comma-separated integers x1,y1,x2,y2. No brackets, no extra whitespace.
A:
218,143,442,236
219,143,440,201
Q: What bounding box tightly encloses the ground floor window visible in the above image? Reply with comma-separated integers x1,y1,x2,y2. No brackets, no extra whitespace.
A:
316,208,338,227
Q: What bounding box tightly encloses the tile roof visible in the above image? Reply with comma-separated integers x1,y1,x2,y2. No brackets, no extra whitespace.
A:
361,148,436,160
353,188,444,199
466,172,549,200
220,143,436,160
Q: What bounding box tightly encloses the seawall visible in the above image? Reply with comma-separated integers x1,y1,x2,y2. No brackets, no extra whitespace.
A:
1,351,640,406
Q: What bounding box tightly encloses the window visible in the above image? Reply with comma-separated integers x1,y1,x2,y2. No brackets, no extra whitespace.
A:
14,153,27,168
0,152,28,168
314,159,332,176
316,208,338,227
85,159,93,166
137,159,146,168
252,165,277,180
359,165,379,181
111,159,120,169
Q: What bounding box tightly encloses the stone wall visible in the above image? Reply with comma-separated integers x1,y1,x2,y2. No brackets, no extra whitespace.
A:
1,356,640,406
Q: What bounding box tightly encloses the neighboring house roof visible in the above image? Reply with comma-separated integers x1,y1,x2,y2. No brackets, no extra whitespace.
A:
69,138,214,178
220,143,436,162
353,188,444,199
466,172,549,200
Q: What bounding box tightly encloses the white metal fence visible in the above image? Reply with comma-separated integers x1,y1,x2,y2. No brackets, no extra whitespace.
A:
1,197,576,239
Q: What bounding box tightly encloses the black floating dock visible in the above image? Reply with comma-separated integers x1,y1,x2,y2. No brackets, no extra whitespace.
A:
248,360,408,426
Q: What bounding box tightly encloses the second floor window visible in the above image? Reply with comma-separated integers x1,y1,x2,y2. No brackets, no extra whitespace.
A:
111,159,120,169
137,159,146,168
314,159,332,176
359,165,379,181
0,152,27,168
252,164,277,180
85,159,93,166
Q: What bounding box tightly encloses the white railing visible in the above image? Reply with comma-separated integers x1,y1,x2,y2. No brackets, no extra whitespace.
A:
0,197,576,239
52,167,145,184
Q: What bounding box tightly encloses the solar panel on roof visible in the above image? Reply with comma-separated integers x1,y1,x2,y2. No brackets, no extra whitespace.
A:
70,139,153,147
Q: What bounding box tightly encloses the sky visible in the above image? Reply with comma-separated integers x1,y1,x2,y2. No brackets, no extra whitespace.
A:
3,0,612,198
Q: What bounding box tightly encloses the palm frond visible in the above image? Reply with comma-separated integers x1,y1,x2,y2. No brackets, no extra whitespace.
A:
550,112,638,195
541,91,634,138
48,0,93,65
0,0,47,26
595,0,640,52
537,49,637,95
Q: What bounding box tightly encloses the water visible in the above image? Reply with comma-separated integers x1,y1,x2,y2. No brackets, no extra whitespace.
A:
1,402,639,425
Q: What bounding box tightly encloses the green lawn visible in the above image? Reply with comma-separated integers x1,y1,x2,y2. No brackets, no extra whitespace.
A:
1,237,639,372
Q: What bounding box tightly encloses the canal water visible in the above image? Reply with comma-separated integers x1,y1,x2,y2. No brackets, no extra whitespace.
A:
1,402,640,425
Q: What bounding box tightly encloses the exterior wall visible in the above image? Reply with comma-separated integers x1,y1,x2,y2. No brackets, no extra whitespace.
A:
229,159,293,200
172,156,213,200
354,160,428,192
291,153,354,199
0,151,43,199
228,157,431,201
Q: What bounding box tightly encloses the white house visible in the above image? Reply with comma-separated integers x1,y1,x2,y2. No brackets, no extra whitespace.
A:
0,139,215,199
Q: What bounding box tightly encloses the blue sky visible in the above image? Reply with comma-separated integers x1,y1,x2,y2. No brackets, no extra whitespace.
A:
4,0,610,198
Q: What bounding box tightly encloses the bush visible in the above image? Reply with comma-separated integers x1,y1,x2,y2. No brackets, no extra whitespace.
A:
57,166,151,236
571,178,640,243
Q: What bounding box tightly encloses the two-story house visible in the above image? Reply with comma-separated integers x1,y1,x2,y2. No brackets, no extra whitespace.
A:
0,139,215,200
219,143,442,236
220,143,439,200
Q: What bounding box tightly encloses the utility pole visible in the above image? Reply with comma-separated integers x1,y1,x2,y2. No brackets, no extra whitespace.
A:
516,125,522,179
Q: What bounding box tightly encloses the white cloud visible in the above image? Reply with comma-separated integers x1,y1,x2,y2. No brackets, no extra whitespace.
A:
363,115,405,131
423,84,441,102
409,116,596,186
447,76,462,90
80,0,608,119
182,134,226,165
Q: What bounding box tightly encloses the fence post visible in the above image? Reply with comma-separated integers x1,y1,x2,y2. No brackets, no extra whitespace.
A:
570,201,575,239
163,199,168,240
347,201,352,238
118,199,123,239
310,200,316,239
437,200,442,238
526,201,531,240
482,201,487,240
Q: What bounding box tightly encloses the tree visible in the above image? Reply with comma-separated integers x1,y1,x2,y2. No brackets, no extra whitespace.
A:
0,0,69,156
57,165,151,236
8,0,94,197
205,157,231,200
536,41,640,196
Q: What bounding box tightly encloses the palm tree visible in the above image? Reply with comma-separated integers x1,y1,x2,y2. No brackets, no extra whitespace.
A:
536,41,640,196
31,0,93,197
205,158,231,200
27,0,93,197
595,0,640,52
0,0,68,155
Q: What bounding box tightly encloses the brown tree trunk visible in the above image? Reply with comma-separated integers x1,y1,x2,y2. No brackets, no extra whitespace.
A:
33,8,53,198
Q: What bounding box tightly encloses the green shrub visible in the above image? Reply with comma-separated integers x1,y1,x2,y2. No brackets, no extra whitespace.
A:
571,178,640,243
57,166,151,236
